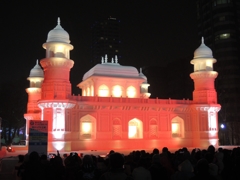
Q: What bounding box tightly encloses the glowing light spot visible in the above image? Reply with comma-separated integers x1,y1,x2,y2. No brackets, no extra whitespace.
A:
87,87,90,96
53,131,64,139
172,123,179,133
127,86,136,98
128,119,143,139
112,85,122,97
82,122,92,134
98,85,109,97
52,142,65,150
128,126,137,138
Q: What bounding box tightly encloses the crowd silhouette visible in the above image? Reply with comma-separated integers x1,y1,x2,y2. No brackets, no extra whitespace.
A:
13,145,240,180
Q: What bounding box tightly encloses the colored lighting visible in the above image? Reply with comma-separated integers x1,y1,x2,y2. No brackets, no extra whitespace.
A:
221,124,225,129
82,122,92,133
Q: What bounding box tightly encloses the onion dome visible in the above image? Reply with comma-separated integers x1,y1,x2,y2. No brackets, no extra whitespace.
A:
29,60,44,78
46,17,70,43
193,37,213,59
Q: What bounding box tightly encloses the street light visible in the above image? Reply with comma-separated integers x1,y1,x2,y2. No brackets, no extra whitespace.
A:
220,123,225,145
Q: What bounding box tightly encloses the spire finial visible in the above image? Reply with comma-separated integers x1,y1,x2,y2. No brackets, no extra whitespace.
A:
57,17,61,25
140,67,142,74
101,57,104,64
201,37,204,44
105,54,108,63
115,55,118,63
36,59,39,64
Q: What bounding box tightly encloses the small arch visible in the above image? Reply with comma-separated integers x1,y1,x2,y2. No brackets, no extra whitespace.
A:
112,118,122,138
90,85,94,96
82,89,86,96
127,86,136,98
87,87,90,96
112,85,123,97
128,118,143,139
171,116,185,138
149,119,158,138
98,84,109,97
79,114,96,139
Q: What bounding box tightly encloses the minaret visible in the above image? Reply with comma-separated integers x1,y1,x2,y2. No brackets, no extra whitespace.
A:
24,60,44,143
190,38,221,147
38,18,75,149
40,17,74,100
190,37,218,104
139,68,151,98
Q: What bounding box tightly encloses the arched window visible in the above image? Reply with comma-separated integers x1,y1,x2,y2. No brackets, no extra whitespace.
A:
87,87,90,96
112,85,123,97
98,85,109,97
90,85,94,96
171,116,184,138
79,115,96,139
127,86,136,98
82,89,86,96
149,119,158,138
112,119,122,139
128,118,143,139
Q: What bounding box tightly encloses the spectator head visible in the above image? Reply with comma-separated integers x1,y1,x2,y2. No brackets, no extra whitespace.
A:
196,158,209,174
40,154,48,161
162,147,168,153
152,154,161,164
29,151,39,162
18,155,24,163
207,145,215,154
109,152,124,169
83,155,93,164
152,148,160,155
178,159,193,172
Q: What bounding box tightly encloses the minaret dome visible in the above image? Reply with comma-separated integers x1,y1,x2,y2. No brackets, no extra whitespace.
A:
194,37,213,59
46,17,70,44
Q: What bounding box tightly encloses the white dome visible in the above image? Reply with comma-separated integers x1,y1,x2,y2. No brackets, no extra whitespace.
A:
29,60,44,78
83,63,140,80
46,18,70,43
194,37,213,59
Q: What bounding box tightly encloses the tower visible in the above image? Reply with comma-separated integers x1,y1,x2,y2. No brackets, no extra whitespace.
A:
91,17,120,64
190,38,218,104
38,18,75,149
24,60,44,143
190,38,221,147
197,0,240,144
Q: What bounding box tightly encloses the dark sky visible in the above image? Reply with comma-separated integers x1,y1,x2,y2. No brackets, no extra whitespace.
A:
0,0,198,95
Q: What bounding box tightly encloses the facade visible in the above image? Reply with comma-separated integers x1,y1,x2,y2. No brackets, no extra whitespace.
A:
197,0,240,144
91,17,120,64
24,19,221,152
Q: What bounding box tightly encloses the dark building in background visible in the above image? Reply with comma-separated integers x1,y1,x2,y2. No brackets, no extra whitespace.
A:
197,0,240,144
91,17,121,64
142,58,193,100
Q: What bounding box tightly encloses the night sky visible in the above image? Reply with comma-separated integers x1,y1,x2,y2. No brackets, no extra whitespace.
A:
0,0,199,95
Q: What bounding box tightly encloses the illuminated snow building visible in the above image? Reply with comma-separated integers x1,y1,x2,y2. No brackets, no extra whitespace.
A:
24,18,221,152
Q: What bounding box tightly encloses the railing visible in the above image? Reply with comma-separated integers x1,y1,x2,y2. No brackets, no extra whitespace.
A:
68,95,193,105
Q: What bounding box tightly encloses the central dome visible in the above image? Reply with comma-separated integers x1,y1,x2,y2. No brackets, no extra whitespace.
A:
46,18,70,44
83,63,140,80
